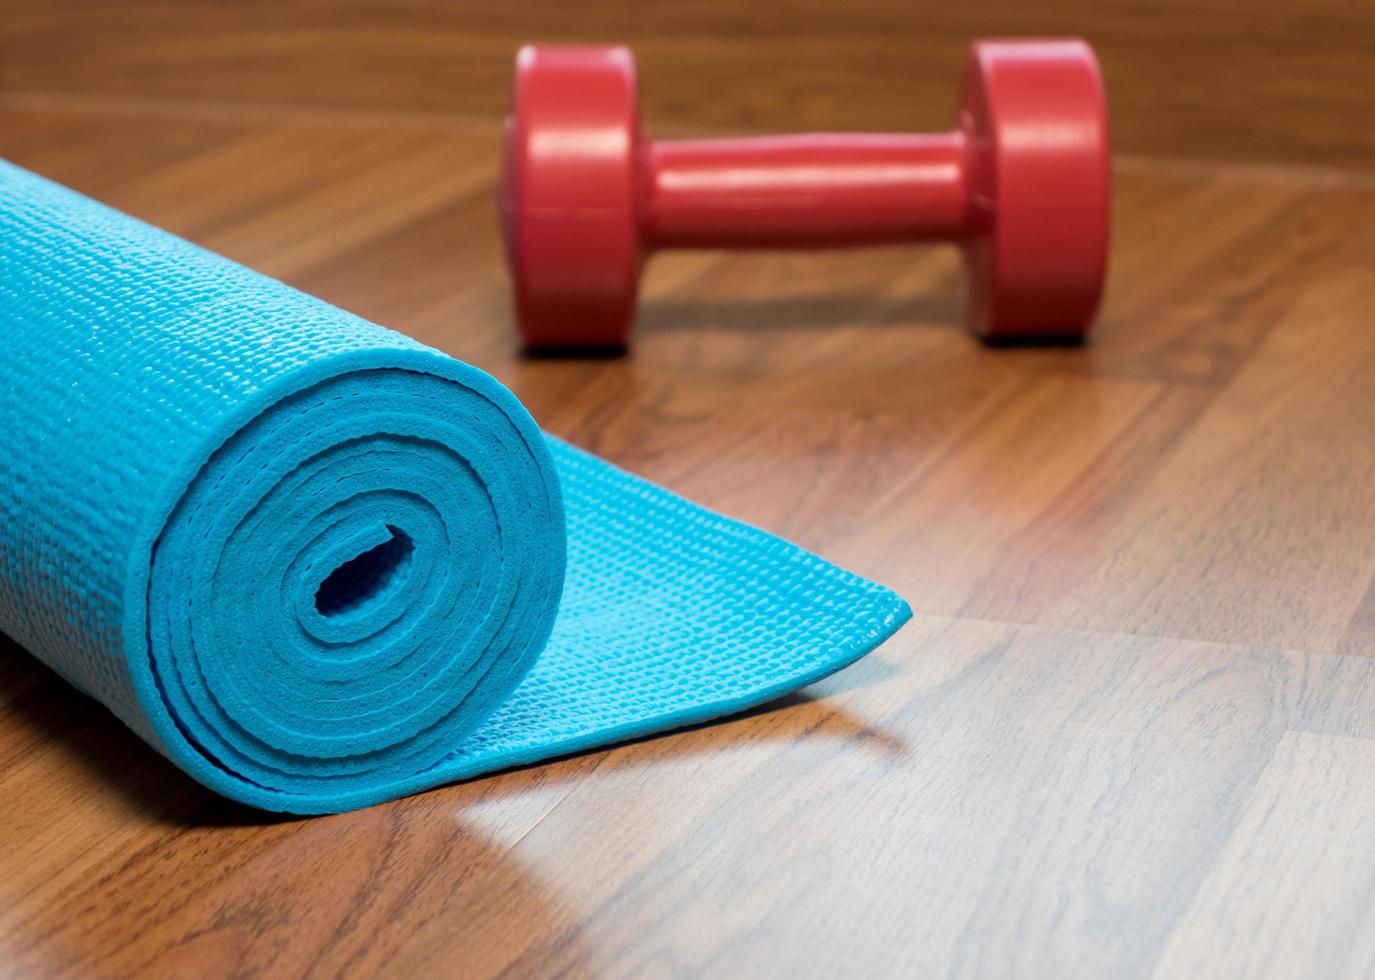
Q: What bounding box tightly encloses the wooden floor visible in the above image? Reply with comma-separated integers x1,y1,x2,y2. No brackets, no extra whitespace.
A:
3,94,1375,978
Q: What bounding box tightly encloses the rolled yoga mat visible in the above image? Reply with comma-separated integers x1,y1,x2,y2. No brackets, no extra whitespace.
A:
0,160,910,814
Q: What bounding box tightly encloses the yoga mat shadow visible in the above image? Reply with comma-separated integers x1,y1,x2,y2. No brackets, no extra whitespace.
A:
0,631,904,829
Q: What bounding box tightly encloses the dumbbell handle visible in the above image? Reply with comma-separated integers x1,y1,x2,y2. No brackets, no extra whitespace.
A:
640,132,974,250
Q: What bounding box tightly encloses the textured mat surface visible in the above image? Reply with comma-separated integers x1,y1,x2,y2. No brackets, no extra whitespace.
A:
0,160,910,813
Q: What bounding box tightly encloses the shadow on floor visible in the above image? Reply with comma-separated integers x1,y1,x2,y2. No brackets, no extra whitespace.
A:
0,630,904,830
638,289,965,337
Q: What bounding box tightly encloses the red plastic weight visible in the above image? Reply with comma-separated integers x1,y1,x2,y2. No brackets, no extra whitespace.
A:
500,39,1110,350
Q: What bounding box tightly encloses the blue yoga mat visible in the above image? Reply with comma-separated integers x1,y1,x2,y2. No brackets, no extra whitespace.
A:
0,160,910,814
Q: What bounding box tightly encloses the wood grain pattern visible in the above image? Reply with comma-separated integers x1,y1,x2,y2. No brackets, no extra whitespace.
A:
2,85,1375,977
3,0,1375,168
1154,730,1375,978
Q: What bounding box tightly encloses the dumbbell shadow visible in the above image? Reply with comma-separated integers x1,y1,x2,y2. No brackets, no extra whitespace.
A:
637,286,965,339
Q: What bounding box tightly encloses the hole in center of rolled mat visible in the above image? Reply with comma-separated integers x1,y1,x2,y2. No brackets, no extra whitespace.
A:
314,526,414,619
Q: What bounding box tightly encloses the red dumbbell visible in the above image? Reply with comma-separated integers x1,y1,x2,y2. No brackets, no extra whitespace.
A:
500,39,1110,350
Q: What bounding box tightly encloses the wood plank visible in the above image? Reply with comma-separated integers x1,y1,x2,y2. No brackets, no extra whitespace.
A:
10,617,1375,975
478,617,1308,978
0,104,255,194
1154,730,1375,979
1036,262,1375,651
3,0,1375,167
